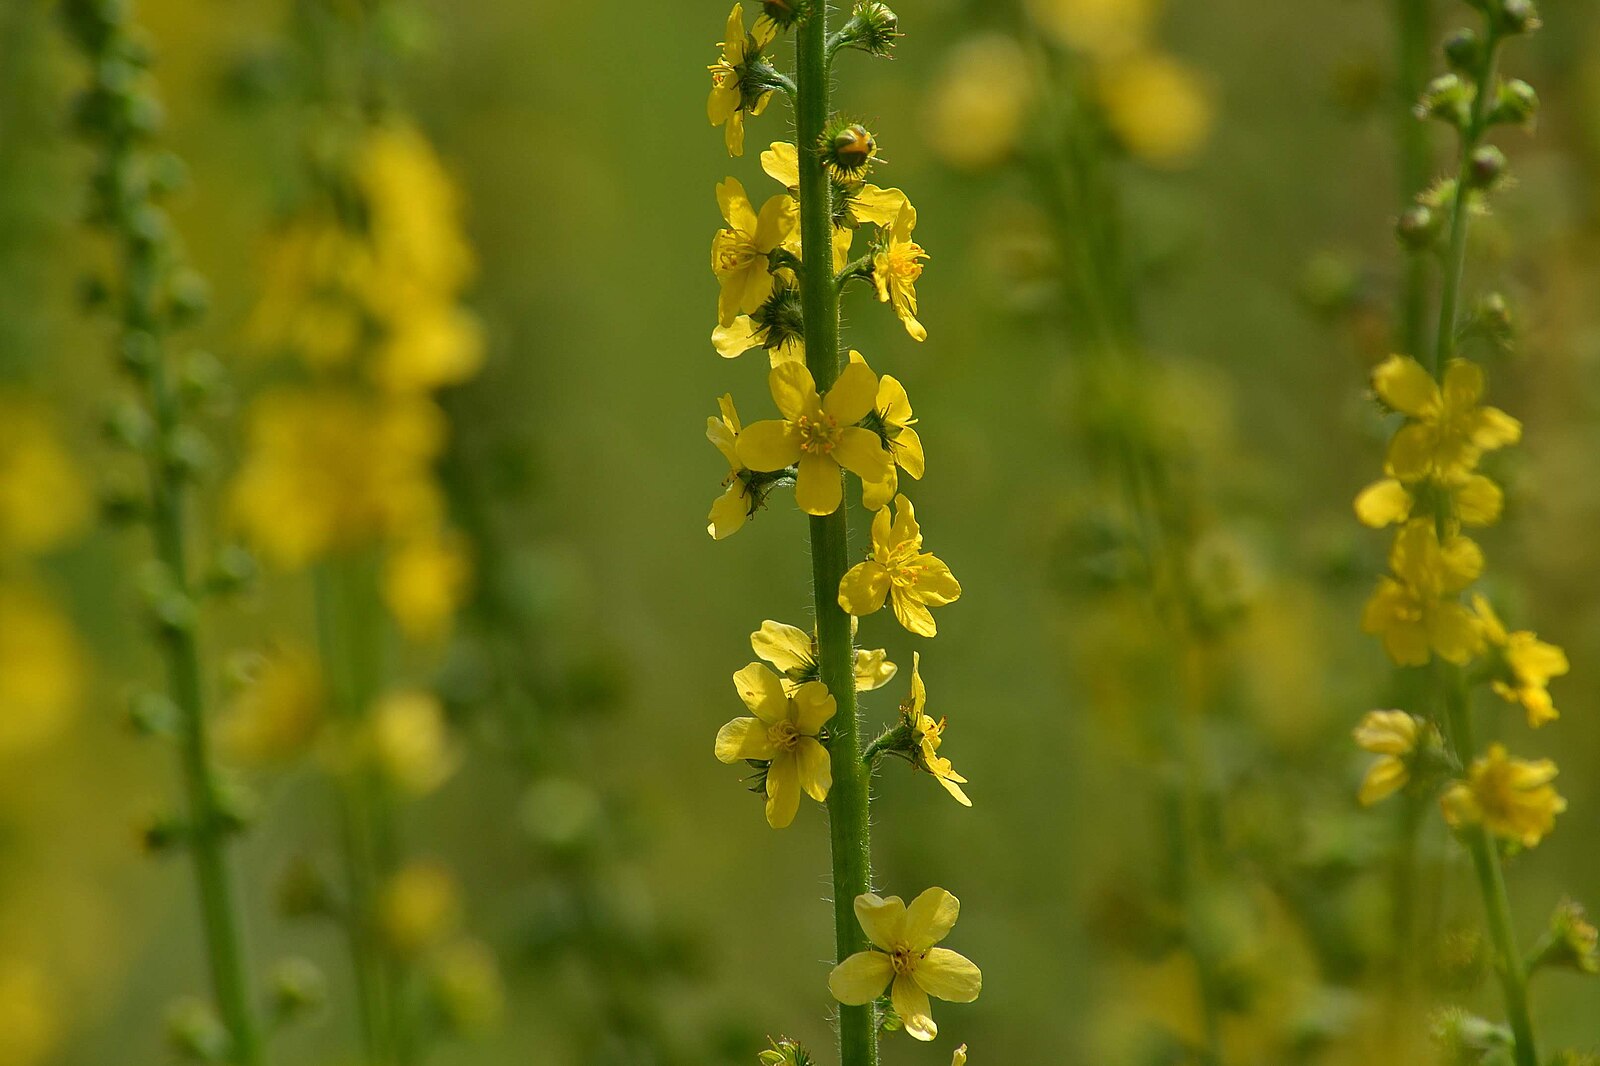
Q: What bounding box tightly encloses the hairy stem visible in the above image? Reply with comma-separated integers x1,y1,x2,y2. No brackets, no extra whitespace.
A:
796,8,876,1066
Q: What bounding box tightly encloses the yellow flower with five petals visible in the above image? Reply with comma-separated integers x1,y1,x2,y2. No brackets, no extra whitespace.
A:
736,361,891,516
873,202,930,341
1360,518,1483,666
1473,595,1568,728
828,888,982,1042
1372,355,1521,483
839,495,962,637
1440,743,1566,848
715,663,836,828
750,619,897,694
707,4,778,156
712,178,796,326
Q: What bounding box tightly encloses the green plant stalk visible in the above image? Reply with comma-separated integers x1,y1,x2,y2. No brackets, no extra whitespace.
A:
796,8,876,1066
1397,0,1433,357
113,135,265,1066
1441,672,1538,1065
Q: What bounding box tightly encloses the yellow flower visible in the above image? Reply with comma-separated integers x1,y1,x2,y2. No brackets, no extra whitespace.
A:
1352,710,1427,806
873,201,929,341
1027,0,1157,59
379,861,460,957
1372,355,1521,482
926,35,1035,171
1360,519,1483,666
430,939,504,1034
736,361,891,516
1440,743,1565,848
357,122,476,302
750,619,897,694
707,3,778,157
715,663,836,828
0,399,88,559
0,583,83,757
712,177,796,327
247,215,371,369
1353,472,1503,529
1097,52,1214,169
231,389,446,569
219,644,325,764
760,141,910,235
952,1046,969,1066
849,351,925,510
371,302,485,394
382,530,472,644
828,888,982,1042
369,690,459,797
708,394,757,540
902,653,971,806
1473,596,1568,728
839,495,962,637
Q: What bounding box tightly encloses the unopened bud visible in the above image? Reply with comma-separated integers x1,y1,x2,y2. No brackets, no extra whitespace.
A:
1396,204,1439,249
1466,144,1507,189
270,957,328,1018
1488,79,1538,127
1442,28,1481,73
165,997,229,1061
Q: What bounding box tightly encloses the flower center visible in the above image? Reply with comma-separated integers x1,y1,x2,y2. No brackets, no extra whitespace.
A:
796,412,841,455
889,947,920,976
889,246,926,282
767,720,801,751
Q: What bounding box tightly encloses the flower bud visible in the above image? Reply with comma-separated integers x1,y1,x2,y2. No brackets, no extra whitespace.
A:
835,1,900,57
821,120,878,182
1396,204,1440,250
165,997,230,1061
1442,28,1482,73
1488,78,1538,127
1430,1007,1512,1064
1496,0,1540,34
270,957,328,1019
1465,144,1507,189
1533,898,1600,975
759,0,808,30
276,855,337,918
1416,73,1472,129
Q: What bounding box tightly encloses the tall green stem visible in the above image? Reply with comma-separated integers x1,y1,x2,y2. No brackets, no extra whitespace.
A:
1433,27,1501,373
796,9,876,1066
1396,0,1433,357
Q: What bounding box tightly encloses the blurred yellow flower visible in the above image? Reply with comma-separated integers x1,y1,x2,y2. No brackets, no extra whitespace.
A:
0,400,88,559
219,644,324,764
902,653,971,806
430,939,504,1034
750,619,896,693
1098,52,1214,169
712,177,796,326
828,888,981,1042
1028,0,1158,59
707,3,777,156
1361,519,1483,666
951,1046,968,1066
231,389,445,569
1353,472,1503,529
714,662,835,828
0,959,59,1066
369,690,458,797
358,122,477,304
1441,743,1565,848
1373,356,1521,483
1474,595,1568,728
737,360,891,516
0,583,83,757
707,393,756,540
926,35,1034,171
379,861,460,957
248,216,370,369
371,302,485,395
1352,710,1426,806
839,495,962,637
873,202,929,341
383,530,472,644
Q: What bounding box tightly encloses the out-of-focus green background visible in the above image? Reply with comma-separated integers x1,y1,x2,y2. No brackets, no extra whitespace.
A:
4,0,1600,1062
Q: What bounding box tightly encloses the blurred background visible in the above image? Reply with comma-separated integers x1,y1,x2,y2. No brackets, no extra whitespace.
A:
3,0,1600,1062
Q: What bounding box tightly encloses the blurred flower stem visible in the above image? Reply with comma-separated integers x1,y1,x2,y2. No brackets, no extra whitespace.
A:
796,8,877,1065
315,557,406,1065
1024,18,1229,1064
60,2,265,1060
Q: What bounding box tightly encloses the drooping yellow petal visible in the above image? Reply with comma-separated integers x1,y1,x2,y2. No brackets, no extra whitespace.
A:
795,736,832,801
854,893,908,952
760,141,800,189
852,184,909,228
708,482,750,540
795,452,844,516
914,947,982,1003
1359,756,1409,806
853,648,897,691
1353,479,1412,528
903,887,960,950
712,315,760,359
752,620,814,674
715,716,777,762
839,561,892,616
716,177,759,234
765,752,801,828
893,974,937,1041
1454,474,1504,526
828,950,894,1005
733,662,789,722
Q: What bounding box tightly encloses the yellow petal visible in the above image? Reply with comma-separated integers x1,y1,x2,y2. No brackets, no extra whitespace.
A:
852,648,897,691
825,360,880,425
915,947,982,1003
835,427,890,484
769,361,820,422
1385,423,1435,482
890,494,921,548
911,555,963,605
726,110,746,157
893,591,938,637
715,177,758,234
1473,406,1522,450
733,662,789,723
893,973,937,1041
828,951,893,1005
1429,601,1484,664
893,425,926,480
839,562,891,616
1453,474,1503,526
1441,358,1485,410
937,773,973,807
904,887,960,950
752,620,814,674
715,716,776,762
854,893,907,952
861,467,897,512
853,184,909,228
795,736,832,801
1359,756,1408,806
708,482,750,540
1372,355,1439,418
736,419,802,471
1353,479,1412,528
795,453,843,516
712,316,760,359
754,194,796,253
765,752,801,828
791,680,838,735
760,141,800,189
